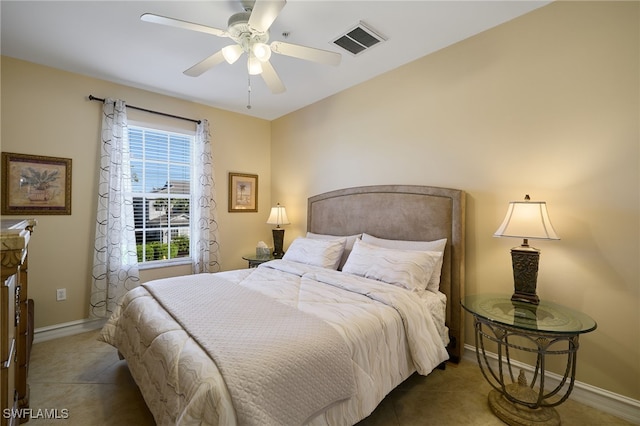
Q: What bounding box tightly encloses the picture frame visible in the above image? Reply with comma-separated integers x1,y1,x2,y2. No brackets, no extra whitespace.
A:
1,152,72,215
228,172,258,212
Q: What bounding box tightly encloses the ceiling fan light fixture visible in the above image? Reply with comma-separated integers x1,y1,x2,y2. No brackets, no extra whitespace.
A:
247,55,263,75
252,42,272,62
222,44,243,64
142,0,333,97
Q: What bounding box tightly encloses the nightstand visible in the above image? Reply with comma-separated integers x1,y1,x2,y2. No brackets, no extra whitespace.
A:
242,254,281,268
461,294,596,426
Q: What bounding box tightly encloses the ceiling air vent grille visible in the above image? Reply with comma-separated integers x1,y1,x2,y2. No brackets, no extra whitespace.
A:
333,22,386,56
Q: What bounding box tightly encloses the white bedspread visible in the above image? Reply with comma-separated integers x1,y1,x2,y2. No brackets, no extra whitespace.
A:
100,260,449,425
142,274,355,426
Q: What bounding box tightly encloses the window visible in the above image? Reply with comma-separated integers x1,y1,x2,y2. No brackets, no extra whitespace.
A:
129,125,194,265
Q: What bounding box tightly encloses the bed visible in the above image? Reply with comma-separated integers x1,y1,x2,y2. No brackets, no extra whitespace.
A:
100,184,466,426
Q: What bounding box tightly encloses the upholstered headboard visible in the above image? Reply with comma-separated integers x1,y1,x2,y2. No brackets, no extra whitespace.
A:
307,185,466,362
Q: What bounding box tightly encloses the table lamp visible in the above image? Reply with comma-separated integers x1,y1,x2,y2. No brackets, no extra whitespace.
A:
494,195,559,304
267,203,290,258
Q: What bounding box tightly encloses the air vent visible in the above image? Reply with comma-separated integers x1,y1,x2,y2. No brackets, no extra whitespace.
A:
333,22,386,56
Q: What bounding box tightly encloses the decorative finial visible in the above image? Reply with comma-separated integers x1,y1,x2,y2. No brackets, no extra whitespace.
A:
517,369,528,386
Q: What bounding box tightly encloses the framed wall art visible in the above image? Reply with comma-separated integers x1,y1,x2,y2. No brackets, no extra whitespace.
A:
1,152,72,215
228,172,258,212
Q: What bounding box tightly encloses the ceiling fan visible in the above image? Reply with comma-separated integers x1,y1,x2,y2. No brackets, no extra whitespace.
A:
141,0,341,97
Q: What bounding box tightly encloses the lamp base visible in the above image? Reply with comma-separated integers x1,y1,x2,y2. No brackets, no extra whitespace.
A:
510,245,540,305
272,228,285,258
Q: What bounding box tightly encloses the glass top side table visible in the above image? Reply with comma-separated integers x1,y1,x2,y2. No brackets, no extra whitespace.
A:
242,253,282,268
461,294,597,426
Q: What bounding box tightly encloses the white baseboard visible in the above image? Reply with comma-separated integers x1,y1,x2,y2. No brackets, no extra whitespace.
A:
33,317,106,344
463,344,640,425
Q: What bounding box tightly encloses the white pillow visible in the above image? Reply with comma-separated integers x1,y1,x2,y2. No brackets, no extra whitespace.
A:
283,237,345,270
306,232,361,270
342,239,441,292
361,233,447,292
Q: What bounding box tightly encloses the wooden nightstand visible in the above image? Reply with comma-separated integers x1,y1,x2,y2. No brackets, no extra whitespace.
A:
461,294,596,426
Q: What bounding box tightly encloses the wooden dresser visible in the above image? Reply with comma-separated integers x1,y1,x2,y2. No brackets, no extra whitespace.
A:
1,219,36,425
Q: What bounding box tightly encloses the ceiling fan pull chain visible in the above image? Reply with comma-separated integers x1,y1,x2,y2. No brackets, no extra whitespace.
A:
246,73,252,110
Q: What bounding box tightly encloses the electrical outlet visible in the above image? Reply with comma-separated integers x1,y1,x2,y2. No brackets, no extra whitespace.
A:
56,288,66,301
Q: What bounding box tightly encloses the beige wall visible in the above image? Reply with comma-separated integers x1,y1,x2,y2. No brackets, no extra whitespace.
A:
1,56,274,327
271,2,639,400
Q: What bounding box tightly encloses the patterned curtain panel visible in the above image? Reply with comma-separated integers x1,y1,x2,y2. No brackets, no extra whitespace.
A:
90,99,140,318
192,119,221,273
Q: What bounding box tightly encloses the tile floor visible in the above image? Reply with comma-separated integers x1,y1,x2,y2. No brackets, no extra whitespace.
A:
23,330,633,425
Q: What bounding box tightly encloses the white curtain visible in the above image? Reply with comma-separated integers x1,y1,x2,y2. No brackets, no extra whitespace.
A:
192,119,221,273
90,99,140,318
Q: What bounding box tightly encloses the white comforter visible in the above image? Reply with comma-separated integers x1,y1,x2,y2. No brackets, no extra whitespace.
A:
100,260,449,426
142,273,355,426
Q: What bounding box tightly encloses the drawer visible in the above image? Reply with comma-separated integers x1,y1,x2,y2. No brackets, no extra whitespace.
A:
1,276,17,361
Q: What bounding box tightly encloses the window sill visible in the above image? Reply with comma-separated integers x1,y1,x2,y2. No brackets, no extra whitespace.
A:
137,258,192,271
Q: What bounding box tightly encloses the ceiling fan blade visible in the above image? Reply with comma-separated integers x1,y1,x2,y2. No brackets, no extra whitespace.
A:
141,13,228,38
270,41,341,66
260,60,286,94
184,50,226,77
248,0,286,33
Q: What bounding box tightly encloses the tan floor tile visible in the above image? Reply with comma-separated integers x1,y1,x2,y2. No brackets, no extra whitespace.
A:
33,330,113,355
556,398,636,426
29,347,121,384
391,386,505,426
28,382,154,425
356,398,399,425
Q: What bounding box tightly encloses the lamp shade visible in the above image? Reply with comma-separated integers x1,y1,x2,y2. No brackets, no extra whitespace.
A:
267,203,290,227
247,54,263,75
494,195,559,240
252,42,272,62
222,44,243,64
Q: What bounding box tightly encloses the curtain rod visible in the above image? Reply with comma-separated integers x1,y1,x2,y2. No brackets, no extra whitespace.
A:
88,95,201,125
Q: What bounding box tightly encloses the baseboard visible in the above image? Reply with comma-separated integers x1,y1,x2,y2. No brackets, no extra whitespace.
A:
463,344,640,424
33,317,106,343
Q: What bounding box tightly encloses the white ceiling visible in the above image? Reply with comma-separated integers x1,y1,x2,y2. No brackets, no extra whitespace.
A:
1,1,550,120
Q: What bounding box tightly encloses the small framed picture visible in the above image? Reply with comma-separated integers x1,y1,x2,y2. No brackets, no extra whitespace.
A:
228,172,258,212
1,152,72,215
